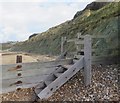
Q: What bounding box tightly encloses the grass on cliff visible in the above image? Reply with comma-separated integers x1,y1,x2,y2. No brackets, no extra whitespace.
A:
11,2,119,56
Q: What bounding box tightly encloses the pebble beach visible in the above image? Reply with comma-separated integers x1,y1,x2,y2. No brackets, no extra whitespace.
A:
1,64,119,102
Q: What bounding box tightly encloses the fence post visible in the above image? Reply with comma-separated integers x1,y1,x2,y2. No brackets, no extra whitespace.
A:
61,37,64,54
76,33,82,53
61,37,66,54
84,35,91,86
16,55,22,63
16,55,22,90
77,32,81,39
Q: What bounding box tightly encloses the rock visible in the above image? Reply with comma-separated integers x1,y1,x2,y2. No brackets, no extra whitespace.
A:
29,33,38,39
73,2,109,19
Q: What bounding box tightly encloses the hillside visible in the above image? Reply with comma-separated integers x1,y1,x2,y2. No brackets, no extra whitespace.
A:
11,2,120,56
1,42,17,51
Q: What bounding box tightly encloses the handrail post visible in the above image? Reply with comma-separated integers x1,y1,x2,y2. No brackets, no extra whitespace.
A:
84,35,91,86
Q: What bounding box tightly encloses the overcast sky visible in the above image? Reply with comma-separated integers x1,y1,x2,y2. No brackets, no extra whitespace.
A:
0,0,96,43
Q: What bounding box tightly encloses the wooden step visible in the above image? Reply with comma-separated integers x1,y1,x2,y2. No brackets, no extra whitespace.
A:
45,74,57,81
54,73,63,78
37,56,84,99
54,67,67,73
35,87,43,95
34,81,46,94
74,55,82,59
63,65,72,69
35,81,46,89
45,80,53,86
73,59,79,64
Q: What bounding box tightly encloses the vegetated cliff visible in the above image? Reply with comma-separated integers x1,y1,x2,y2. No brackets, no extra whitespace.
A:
74,2,109,19
1,41,17,51
11,2,120,56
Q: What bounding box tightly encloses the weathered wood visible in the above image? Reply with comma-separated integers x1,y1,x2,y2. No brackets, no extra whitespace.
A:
74,55,83,59
67,39,78,42
77,32,82,39
37,56,84,99
1,67,57,80
61,37,66,54
67,35,106,42
16,55,22,63
61,37,64,54
76,45,79,51
2,83,39,94
1,59,73,93
67,39,84,44
1,74,48,94
75,40,84,45
77,35,106,39
1,59,73,80
1,59,73,72
2,34,111,95
84,35,91,86
54,73,63,77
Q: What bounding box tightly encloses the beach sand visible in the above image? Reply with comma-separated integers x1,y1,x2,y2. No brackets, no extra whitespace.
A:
0,52,55,65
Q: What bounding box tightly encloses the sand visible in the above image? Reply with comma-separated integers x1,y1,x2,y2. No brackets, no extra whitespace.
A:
0,52,55,65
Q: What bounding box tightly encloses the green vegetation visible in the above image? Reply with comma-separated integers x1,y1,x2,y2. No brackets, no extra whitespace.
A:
1,42,16,50
11,2,119,56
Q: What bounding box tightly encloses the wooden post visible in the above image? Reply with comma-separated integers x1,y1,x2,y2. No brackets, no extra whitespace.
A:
76,33,82,53
77,32,81,39
61,37,66,54
16,55,22,63
61,37,64,54
16,55,22,90
84,35,91,86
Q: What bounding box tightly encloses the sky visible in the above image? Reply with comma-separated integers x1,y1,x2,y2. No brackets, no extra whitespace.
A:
0,0,97,43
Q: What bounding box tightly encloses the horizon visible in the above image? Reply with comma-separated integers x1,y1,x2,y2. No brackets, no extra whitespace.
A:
0,0,96,43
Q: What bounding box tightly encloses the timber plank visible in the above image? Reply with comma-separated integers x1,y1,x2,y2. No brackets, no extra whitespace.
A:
1,74,48,94
1,67,56,79
1,59,73,72
37,56,84,99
